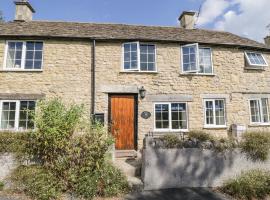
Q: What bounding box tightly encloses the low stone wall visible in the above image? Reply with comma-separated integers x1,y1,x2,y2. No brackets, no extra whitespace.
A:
0,153,17,181
142,137,270,190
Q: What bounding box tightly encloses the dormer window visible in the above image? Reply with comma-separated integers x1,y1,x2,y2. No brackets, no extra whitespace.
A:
4,41,43,70
245,52,268,68
181,43,213,74
122,42,156,72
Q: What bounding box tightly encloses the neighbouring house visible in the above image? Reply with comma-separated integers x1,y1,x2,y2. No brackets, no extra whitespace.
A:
0,1,270,154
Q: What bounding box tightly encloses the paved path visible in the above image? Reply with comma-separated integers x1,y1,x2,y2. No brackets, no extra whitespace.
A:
125,188,231,200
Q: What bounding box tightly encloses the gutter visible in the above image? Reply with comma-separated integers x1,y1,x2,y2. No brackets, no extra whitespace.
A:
91,39,96,117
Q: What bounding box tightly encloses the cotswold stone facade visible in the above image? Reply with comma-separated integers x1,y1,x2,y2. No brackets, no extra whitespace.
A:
1,1,270,151
95,42,270,147
0,39,92,112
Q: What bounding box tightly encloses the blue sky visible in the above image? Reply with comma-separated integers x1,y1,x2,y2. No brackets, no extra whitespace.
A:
0,0,269,42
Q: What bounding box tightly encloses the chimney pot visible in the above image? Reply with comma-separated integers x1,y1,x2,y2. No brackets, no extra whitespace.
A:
14,0,35,21
178,11,196,29
264,36,270,47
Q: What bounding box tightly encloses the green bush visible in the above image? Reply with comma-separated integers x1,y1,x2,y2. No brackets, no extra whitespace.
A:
214,137,238,152
188,131,214,142
0,131,29,157
27,98,83,171
97,162,129,197
10,165,62,200
161,134,183,148
221,169,270,200
0,181,4,191
241,132,270,161
73,170,99,199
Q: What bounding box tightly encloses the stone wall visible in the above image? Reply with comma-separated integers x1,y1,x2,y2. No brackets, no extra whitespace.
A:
0,39,92,115
94,41,270,148
142,137,270,190
0,153,17,181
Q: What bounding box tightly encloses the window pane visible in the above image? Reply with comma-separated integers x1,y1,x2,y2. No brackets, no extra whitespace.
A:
205,101,214,125
24,42,44,69
6,42,23,69
26,51,34,60
1,102,17,130
140,44,156,71
26,42,35,50
34,61,42,69
131,43,137,51
155,104,169,129
25,60,33,69
246,52,267,66
35,42,43,51
199,48,212,74
261,98,269,123
171,103,187,130
250,100,261,123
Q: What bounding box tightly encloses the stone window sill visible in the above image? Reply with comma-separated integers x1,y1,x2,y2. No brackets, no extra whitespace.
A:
203,126,227,130
248,123,270,127
179,73,215,76
0,69,43,72
120,71,158,74
244,67,265,70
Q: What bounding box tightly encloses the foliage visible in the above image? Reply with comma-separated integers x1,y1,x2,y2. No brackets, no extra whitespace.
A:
10,165,63,200
27,98,83,169
240,132,270,161
188,131,214,142
0,131,29,157
161,134,183,148
213,137,238,152
97,162,129,197
221,169,270,200
0,181,4,191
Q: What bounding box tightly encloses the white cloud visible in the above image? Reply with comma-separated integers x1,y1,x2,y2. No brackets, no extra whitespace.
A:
197,0,230,26
198,0,270,42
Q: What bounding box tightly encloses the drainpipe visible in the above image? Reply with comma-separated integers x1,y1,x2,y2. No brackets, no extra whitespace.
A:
91,39,96,118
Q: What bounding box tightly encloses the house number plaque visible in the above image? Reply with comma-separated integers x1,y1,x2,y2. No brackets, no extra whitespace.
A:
141,111,151,119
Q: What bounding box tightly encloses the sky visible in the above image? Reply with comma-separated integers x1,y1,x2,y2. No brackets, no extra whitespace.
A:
0,0,269,42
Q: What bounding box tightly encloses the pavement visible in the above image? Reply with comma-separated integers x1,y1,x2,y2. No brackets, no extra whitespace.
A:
125,188,231,200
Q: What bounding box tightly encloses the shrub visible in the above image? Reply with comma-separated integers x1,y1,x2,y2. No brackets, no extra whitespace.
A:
10,165,62,200
161,134,183,148
188,131,213,142
214,137,238,152
73,170,99,199
0,131,29,157
221,169,270,200
241,132,270,161
27,98,83,171
0,181,4,191
97,162,129,197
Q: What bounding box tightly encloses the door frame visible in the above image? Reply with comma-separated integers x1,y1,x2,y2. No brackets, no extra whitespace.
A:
108,93,138,150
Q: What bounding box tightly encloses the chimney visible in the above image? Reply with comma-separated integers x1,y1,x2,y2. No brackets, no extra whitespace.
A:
264,36,270,47
14,0,35,21
178,11,196,29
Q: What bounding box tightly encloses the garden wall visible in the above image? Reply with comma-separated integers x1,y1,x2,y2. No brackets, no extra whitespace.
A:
0,153,17,181
142,137,270,190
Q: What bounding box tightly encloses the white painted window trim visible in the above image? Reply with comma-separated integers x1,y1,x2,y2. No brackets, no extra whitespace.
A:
203,99,227,128
122,42,157,72
248,98,270,125
153,102,189,132
244,51,268,67
181,44,214,75
0,100,36,131
3,40,44,71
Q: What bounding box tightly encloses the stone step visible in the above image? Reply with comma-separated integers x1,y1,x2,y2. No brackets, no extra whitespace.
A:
127,176,143,192
115,150,137,158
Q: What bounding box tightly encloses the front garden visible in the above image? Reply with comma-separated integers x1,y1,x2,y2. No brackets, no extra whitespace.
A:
0,99,129,200
144,131,270,200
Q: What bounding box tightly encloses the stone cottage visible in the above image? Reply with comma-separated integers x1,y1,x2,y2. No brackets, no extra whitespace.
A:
0,1,270,154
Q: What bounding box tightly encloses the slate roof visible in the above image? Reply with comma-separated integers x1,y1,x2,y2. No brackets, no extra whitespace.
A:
0,21,268,50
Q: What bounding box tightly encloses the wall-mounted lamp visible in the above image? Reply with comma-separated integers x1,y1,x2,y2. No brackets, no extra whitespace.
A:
139,86,146,99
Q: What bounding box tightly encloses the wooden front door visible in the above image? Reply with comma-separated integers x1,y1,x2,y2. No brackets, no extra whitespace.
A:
109,94,136,150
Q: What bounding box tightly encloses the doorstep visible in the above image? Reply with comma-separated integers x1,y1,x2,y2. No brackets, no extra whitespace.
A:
115,150,137,158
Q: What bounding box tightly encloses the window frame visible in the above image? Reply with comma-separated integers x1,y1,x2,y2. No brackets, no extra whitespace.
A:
248,98,270,125
0,100,36,131
153,102,189,132
3,40,44,71
203,99,226,128
244,52,268,67
122,42,157,72
181,43,214,75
